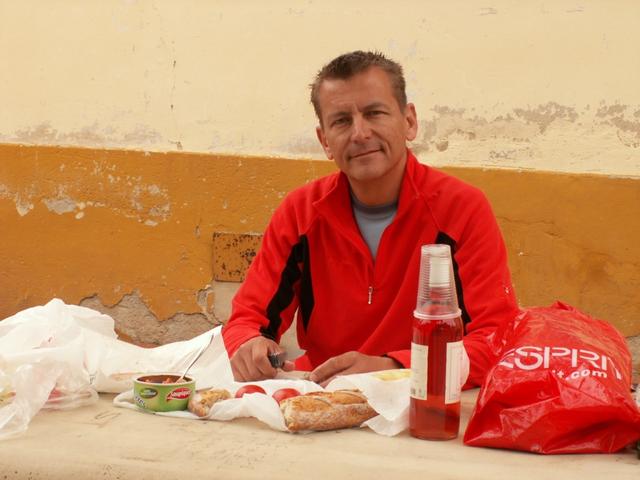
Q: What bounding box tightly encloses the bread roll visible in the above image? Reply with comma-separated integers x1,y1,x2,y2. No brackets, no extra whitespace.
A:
188,388,232,417
280,389,376,432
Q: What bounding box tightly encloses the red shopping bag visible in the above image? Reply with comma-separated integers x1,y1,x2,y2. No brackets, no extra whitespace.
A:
464,302,640,454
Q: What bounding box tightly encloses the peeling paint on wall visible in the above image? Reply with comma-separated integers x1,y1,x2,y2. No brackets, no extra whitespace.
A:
409,102,640,176
0,157,171,225
43,196,77,215
129,183,171,223
596,103,640,148
15,198,34,216
513,102,579,133
7,122,165,150
417,102,635,147
0,184,35,217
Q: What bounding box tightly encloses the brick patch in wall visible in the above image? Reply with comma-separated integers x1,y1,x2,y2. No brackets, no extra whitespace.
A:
213,232,262,282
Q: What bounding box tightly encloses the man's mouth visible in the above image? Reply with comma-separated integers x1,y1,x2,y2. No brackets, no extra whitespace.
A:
349,148,382,160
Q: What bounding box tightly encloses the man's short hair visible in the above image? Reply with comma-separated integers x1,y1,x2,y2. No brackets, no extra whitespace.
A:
310,50,407,121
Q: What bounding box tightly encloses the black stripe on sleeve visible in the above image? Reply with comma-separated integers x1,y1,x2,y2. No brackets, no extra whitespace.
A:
261,235,314,340
434,232,470,331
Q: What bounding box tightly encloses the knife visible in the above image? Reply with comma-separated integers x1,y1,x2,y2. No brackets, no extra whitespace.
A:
268,351,286,369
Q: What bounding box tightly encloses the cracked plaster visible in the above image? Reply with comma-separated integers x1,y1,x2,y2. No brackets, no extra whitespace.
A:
80,291,220,346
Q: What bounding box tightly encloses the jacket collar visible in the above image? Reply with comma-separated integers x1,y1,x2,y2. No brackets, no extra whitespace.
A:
313,148,423,239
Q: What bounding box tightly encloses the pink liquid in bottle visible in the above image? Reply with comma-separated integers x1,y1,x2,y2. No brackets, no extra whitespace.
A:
409,314,463,440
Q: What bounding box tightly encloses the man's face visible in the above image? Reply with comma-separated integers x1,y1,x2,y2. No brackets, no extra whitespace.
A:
315,67,417,193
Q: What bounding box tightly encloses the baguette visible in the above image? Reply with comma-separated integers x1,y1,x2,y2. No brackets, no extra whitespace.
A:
188,388,232,417
280,389,376,432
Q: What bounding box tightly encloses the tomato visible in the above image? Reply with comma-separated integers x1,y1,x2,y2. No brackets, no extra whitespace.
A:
48,388,62,399
234,384,266,398
272,388,301,404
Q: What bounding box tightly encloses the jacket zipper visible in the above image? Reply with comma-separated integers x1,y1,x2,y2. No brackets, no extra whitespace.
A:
368,286,373,305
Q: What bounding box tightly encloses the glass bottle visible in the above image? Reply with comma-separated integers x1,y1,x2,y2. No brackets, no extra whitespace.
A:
409,244,464,440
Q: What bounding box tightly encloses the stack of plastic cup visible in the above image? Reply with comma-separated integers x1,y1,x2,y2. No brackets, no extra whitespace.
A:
414,244,461,320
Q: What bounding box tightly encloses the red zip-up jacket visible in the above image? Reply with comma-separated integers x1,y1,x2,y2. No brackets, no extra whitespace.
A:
223,150,519,387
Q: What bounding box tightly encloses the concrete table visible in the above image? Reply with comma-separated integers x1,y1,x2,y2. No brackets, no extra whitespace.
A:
0,390,637,479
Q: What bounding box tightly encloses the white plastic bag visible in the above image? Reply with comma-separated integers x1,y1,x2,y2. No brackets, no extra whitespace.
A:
0,362,63,440
0,299,105,410
93,326,233,393
0,298,235,440
0,299,112,440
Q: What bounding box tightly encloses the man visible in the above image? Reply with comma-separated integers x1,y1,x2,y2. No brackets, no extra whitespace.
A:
222,51,519,388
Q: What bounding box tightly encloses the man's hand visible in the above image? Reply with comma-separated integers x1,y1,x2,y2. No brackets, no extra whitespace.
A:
230,336,294,382
309,351,401,387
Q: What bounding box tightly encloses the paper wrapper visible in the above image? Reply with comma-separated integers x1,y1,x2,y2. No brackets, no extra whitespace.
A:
114,369,413,436
115,375,322,430
327,369,411,436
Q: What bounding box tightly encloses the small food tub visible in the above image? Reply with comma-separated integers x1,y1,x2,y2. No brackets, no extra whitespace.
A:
133,374,195,412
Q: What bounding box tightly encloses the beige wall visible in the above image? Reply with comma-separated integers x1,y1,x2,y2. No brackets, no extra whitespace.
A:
1,1,639,376
1,0,639,176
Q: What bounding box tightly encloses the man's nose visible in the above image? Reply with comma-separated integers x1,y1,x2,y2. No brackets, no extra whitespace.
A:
350,115,371,142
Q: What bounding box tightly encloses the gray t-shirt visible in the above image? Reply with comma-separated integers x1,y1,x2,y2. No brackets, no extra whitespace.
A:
351,192,398,261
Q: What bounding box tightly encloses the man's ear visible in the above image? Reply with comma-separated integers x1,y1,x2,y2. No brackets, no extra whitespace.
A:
404,103,418,142
316,126,333,159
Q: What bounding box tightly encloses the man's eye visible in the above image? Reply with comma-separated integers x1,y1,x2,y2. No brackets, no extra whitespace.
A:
332,117,349,127
366,110,385,117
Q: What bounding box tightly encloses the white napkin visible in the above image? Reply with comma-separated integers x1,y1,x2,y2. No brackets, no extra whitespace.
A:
327,369,411,436
114,377,323,432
